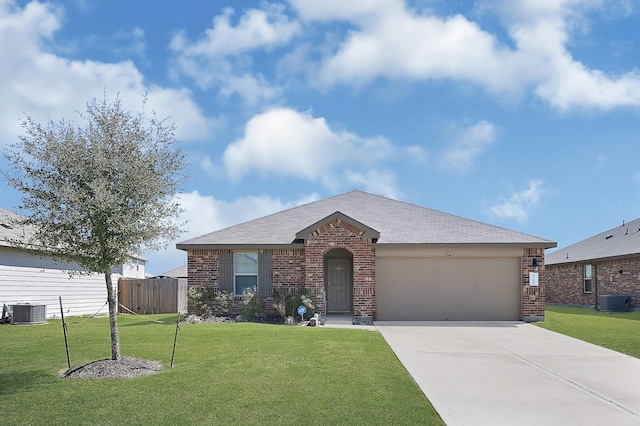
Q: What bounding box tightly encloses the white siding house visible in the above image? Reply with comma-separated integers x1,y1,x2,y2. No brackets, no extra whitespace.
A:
112,255,147,279
0,207,146,319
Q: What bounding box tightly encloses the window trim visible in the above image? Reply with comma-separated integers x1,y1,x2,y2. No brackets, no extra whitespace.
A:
233,252,258,296
583,264,593,294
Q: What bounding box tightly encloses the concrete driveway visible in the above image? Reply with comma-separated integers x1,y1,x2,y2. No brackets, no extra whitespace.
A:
375,321,640,426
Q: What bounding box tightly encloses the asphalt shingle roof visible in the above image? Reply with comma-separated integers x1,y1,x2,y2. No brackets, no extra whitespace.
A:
0,207,146,262
177,190,555,248
546,217,640,265
0,207,29,247
158,264,187,278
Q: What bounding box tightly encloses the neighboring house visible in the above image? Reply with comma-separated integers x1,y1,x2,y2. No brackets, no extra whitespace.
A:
112,255,147,279
177,190,556,321
157,265,187,279
0,207,146,319
546,218,640,309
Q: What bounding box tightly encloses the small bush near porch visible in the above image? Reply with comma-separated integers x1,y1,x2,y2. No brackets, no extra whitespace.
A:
0,315,443,425
536,306,640,358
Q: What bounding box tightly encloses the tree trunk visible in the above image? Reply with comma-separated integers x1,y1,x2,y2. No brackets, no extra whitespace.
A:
105,271,121,360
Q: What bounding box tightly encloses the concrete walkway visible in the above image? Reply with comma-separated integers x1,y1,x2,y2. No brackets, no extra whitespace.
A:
375,321,640,426
321,314,376,330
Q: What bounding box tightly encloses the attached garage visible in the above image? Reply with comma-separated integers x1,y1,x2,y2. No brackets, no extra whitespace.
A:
376,247,523,321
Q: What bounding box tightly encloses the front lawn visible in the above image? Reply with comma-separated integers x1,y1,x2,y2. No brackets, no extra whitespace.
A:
0,315,443,425
536,306,640,358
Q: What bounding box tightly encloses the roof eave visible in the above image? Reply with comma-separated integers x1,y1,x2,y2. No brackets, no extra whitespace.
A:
178,241,557,251
373,241,557,249
176,243,305,251
547,251,640,266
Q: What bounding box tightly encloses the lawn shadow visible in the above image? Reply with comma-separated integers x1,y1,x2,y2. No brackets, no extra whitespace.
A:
119,315,181,327
592,310,639,321
0,370,52,395
374,321,522,327
548,306,640,322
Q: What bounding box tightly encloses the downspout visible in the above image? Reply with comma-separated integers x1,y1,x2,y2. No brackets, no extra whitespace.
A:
593,262,598,311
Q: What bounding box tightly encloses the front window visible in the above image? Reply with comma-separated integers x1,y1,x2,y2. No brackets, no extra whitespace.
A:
584,264,593,293
234,253,258,296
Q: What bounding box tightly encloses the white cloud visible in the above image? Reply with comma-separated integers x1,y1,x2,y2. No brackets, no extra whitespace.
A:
439,120,497,173
288,0,403,21
313,8,520,92
222,107,396,192
486,179,546,223
133,86,221,142
169,4,300,104
535,61,640,110
498,0,640,110
176,190,318,240
198,154,225,178
142,190,320,274
171,6,300,57
292,0,640,110
344,170,399,199
0,0,216,145
404,145,428,164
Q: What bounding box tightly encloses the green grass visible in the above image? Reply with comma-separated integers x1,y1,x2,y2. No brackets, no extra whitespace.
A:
0,315,443,425
536,306,640,358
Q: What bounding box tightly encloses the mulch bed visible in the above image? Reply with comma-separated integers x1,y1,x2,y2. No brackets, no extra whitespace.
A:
61,357,162,380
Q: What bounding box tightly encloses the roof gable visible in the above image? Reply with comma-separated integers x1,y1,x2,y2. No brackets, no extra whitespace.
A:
547,217,640,265
178,190,555,249
295,211,380,241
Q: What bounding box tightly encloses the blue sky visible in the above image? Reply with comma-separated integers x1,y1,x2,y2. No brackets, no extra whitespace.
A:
1,0,640,275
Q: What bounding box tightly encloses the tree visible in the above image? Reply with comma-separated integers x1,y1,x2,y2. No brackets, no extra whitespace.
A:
3,96,188,360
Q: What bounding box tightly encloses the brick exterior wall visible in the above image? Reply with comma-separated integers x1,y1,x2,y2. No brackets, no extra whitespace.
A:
187,248,305,317
187,249,224,287
547,256,640,308
271,249,305,287
303,217,376,318
186,237,549,321
522,248,546,321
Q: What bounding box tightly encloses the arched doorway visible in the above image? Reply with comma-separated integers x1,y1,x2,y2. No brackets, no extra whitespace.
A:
324,248,353,313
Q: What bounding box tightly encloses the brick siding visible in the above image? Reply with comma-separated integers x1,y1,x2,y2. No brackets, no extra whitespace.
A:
303,217,376,318
522,248,546,320
187,249,223,287
187,239,549,321
187,248,306,317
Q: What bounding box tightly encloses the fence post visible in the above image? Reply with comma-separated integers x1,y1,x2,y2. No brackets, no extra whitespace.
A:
59,296,71,369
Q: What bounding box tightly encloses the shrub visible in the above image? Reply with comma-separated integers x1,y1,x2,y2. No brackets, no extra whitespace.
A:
188,286,216,318
273,288,290,321
215,291,234,316
241,286,264,318
292,288,316,318
188,287,235,318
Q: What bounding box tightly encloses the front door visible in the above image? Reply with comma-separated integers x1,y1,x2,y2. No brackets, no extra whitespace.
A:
327,258,351,312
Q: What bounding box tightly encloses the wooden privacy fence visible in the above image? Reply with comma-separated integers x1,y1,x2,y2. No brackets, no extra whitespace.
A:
118,277,187,314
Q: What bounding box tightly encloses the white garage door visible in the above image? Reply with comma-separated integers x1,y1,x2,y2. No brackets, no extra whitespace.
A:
376,257,521,321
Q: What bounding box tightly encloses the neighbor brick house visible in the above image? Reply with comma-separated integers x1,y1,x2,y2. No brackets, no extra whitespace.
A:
177,190,556,321
546,218,640,309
